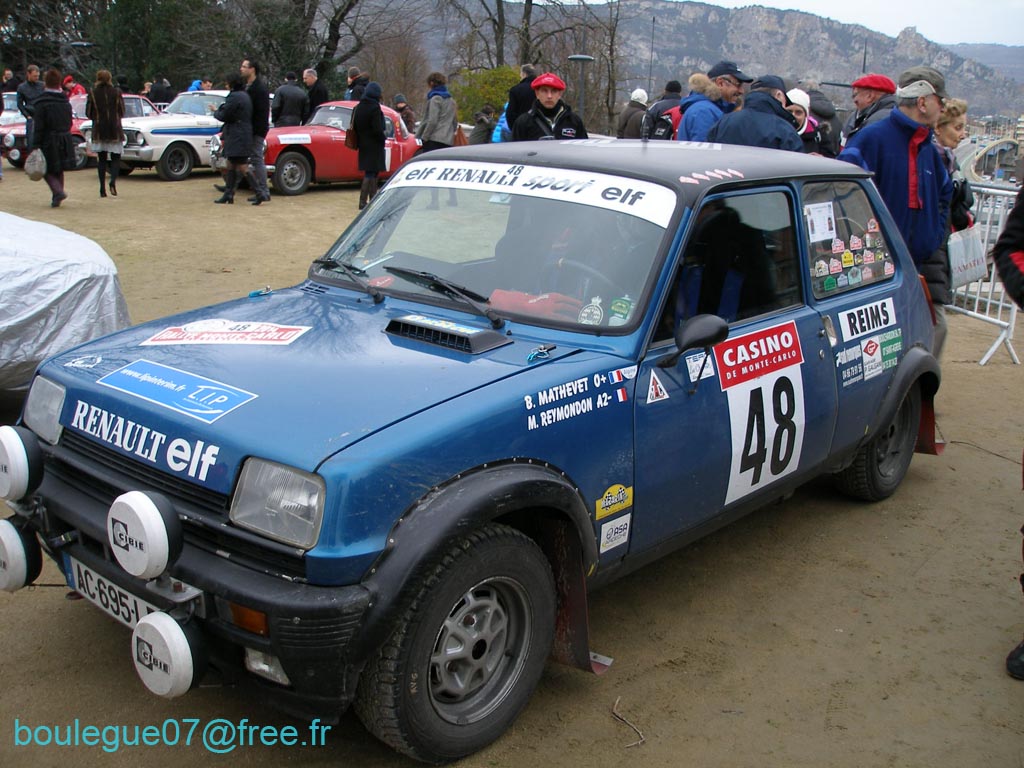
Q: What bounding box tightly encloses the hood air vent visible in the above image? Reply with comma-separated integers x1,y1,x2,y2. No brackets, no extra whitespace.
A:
385,314,511,354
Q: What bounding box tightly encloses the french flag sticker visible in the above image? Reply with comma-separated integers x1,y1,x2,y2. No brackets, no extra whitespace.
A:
615,388,628,403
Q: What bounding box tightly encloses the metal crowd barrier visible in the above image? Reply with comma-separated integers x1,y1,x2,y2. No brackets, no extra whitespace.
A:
948,184,1019,365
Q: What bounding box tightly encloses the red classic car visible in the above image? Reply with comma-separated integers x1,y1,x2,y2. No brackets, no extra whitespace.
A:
212,100,420,195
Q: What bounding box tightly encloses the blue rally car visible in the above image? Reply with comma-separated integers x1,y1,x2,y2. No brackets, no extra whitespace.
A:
0,140,941,761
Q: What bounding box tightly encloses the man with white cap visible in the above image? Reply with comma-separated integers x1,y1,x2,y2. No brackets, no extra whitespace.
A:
617,88,648,138
839,66,953,351
511,72,588,141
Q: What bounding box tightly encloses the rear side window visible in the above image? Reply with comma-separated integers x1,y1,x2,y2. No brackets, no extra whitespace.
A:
802,181,897,299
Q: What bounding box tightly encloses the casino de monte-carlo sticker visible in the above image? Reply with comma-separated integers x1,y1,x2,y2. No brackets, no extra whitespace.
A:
141,319,311,346
713,321,806,505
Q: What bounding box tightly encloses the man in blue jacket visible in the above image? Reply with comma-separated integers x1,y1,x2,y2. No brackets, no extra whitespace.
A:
838,67,953,270
706,75,803,152
678,61,752,142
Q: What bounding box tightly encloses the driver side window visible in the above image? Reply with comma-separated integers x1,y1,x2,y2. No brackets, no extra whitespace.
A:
658,190,802,341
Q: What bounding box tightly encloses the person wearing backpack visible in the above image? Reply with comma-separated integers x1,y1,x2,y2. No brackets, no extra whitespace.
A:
617,88,648,138
626,79,682,139
678,61,752,142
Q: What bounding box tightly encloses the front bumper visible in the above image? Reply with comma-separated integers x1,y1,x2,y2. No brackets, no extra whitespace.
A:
122,146,155,162
5,428,373,721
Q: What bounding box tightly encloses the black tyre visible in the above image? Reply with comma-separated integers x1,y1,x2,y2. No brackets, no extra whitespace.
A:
71,136,88,171
271,151,311,195
835,383,921,501
156,143,194,181
355,524,556,763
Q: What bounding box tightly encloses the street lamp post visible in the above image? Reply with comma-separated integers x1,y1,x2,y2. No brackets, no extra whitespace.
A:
567,53,594,122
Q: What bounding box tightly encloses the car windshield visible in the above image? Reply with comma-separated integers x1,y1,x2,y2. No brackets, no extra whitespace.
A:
313,159,675,331
165,93,225,116
309,104,351,130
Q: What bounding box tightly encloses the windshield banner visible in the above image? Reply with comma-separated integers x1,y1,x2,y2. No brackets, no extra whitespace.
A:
389,160,676,227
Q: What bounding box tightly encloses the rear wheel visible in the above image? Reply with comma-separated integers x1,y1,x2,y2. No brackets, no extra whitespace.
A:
835,383,921,501
271,151,311,195
156,143,194,181
355,524,555,763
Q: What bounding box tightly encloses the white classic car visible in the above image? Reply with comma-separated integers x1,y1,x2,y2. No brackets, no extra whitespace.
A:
82,90,228,180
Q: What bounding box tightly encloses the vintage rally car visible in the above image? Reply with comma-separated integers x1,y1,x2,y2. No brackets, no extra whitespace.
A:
3,93,159,171
0,140,941,762
210,100,420,195
82,90,228,180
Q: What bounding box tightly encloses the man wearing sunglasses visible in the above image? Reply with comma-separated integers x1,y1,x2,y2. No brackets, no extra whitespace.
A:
676,60,752,143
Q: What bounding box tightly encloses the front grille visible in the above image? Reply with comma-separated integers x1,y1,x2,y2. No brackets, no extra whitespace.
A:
51,432,306,580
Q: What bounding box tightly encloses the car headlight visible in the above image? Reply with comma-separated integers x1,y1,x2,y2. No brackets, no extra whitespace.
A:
23,376,66,446
3,133,13,148
230,459,325,549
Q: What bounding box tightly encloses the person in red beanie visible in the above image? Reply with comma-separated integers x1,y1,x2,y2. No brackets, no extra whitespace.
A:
62,74,86,97
511,72,588,141
841,73,896,147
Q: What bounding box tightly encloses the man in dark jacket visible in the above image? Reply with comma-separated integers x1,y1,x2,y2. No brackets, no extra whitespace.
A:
241,57,271,204
505,64,537,131
302,68,329,120
272,72,309,126
29,68,75,206
344,67,368,101
801,80,843,156
626,79,683,139
3,68,20,92
706,75,803,152
511,72,587,141
17,65,44,145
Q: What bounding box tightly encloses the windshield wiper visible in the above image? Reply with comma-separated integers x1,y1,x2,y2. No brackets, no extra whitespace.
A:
383,266,505,329
312,257,384,303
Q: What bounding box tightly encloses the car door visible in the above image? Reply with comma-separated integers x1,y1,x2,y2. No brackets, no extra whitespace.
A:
800,179,909,457
630,188,838,554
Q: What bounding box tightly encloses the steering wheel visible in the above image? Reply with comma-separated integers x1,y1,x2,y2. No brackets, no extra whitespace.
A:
552,258,618,296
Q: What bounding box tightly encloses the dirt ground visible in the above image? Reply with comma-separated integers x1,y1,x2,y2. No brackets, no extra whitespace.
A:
1,165,1023,767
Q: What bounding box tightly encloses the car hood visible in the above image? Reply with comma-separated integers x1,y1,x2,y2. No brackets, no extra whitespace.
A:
43,284,578,494
122,113,221,131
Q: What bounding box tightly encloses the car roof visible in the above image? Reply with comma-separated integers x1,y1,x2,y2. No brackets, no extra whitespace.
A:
422,140,871,205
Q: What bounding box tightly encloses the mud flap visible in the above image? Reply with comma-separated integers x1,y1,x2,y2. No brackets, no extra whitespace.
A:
541,519,612,675
915,395,945,455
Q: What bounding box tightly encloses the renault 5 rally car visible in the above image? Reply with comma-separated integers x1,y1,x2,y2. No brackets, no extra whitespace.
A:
0,140,941,762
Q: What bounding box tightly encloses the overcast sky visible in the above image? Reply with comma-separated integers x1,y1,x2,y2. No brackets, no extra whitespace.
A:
700,0,1024,45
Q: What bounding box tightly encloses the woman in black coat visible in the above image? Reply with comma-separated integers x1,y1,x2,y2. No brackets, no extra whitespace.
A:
29,68,75,207
86,69,125,197
350,81,386,209
211,75,253,204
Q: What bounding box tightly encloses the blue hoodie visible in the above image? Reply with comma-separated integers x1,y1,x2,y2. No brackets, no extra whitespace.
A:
676,93,721,142
839,108,952,265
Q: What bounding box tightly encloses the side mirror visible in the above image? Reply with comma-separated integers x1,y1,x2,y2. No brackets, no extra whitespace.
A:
658,314,729,369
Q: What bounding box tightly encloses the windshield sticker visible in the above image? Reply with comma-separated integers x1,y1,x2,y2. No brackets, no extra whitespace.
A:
600,513,632,554
578,298,604,325
277,133,311,144
141,320,311,346
596,484,633,520
389,160,675,227
804,202,836,243
838,297,896,342
714,321,803,391
68,400,220,481
98,360,257,424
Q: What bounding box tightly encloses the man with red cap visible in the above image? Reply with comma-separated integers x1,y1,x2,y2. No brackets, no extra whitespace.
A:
511,72,588,141
841,73,896,147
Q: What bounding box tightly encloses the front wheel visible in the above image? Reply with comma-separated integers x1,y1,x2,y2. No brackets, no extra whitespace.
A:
156,143,194,181
271,151,311,195
355,524,555,763
835,383,921,501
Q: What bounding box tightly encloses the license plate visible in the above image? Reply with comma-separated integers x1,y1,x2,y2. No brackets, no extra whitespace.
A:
66,555,161,628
